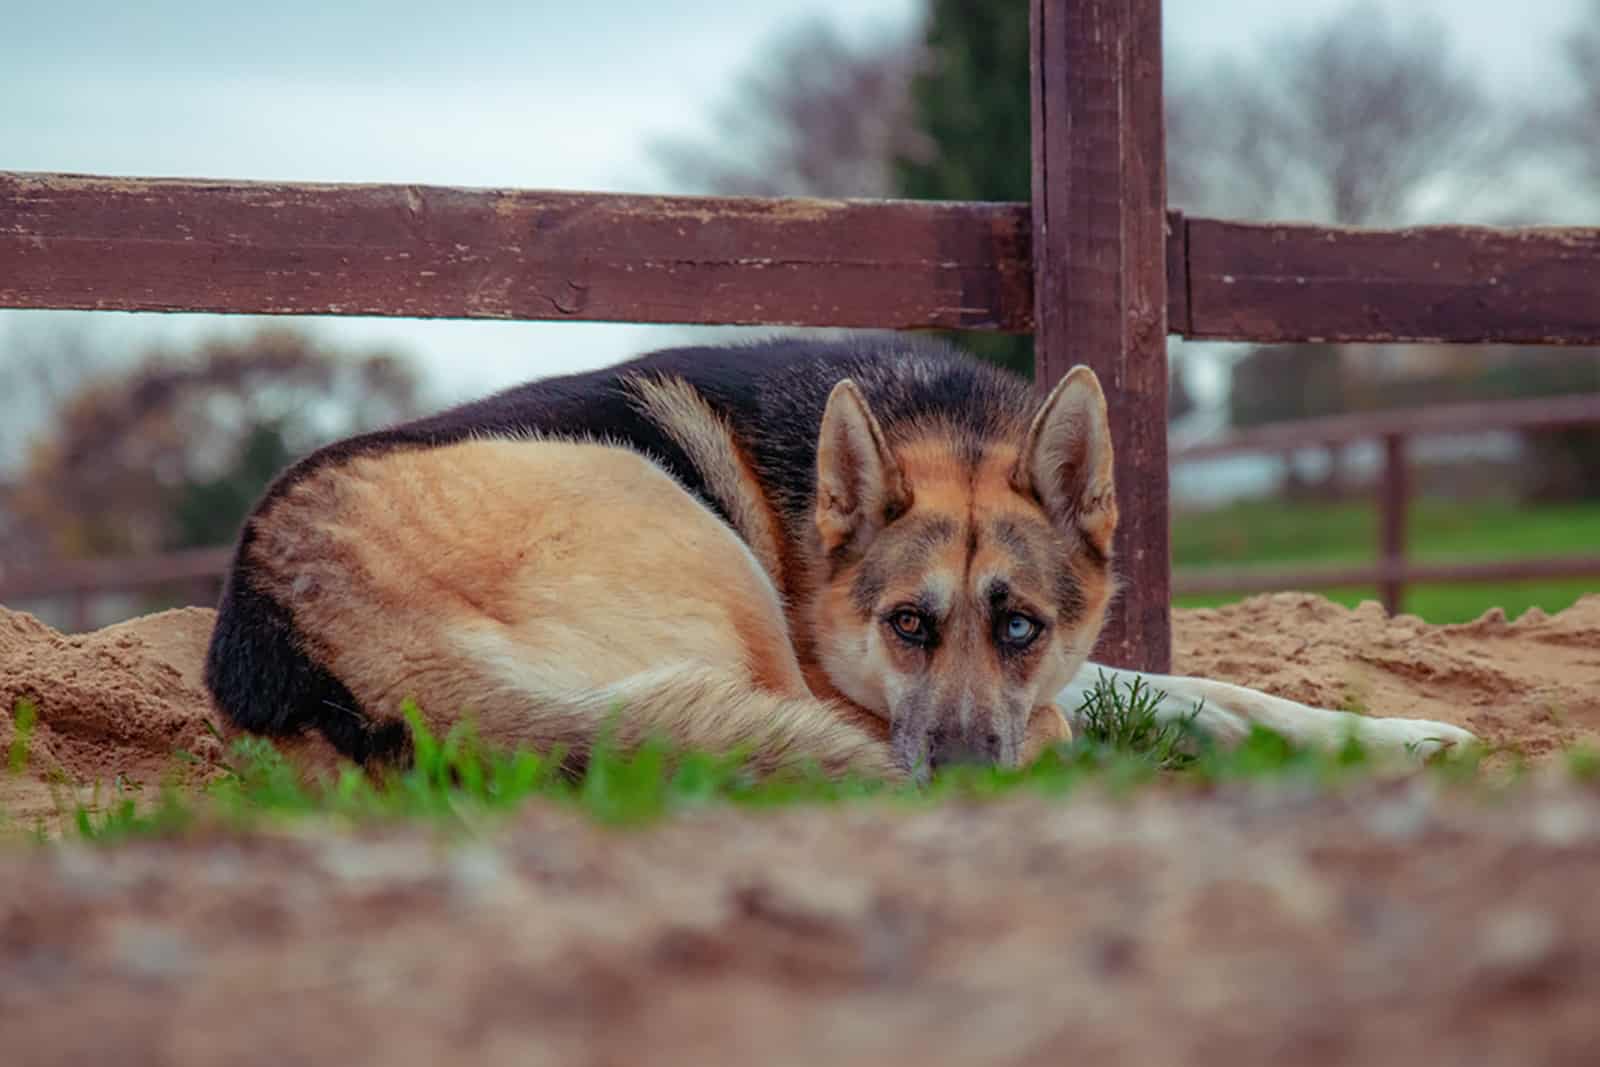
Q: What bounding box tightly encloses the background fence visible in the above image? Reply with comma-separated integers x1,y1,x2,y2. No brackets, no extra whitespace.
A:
1170,393,1600,613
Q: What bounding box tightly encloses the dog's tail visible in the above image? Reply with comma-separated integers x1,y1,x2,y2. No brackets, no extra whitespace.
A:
448,657,900,783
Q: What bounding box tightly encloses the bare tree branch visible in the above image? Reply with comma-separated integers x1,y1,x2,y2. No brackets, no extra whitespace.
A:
1167,4,1514,226
649,20,927,198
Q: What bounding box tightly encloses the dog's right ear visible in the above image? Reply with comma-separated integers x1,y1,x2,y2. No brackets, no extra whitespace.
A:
815,380,910,555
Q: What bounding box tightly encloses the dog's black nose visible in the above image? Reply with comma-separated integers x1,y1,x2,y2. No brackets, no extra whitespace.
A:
927,721,1003,772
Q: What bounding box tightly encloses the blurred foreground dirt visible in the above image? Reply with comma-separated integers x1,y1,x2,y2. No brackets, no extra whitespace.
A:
4,781,1600,1065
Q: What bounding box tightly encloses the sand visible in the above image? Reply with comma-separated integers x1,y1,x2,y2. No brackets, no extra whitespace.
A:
0,607,227,825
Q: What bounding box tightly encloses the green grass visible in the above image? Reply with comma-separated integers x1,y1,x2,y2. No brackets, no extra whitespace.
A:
2,679,1524,847
1173,498,1600,622
8,699,38,774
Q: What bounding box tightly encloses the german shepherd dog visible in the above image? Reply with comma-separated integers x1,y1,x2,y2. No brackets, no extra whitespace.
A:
204,336,1476,782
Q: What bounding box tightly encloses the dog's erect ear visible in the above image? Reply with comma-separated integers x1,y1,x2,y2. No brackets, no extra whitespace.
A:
1010,365,1117,558
815,379,910,554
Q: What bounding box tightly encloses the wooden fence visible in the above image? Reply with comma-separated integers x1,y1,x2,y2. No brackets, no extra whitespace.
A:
1172,393,1600,613
4,0,1600,663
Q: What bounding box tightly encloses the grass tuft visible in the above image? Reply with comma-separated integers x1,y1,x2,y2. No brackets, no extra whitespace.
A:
8,699,38,774
1075,672,1198,771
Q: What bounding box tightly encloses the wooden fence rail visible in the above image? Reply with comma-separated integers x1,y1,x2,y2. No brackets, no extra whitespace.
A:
7,174,1600,346
1171,393,1600,613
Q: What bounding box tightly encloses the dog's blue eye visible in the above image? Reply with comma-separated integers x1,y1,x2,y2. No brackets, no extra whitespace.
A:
1003,614,1039,645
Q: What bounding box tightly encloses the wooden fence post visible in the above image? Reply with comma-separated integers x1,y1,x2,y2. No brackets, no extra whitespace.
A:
69,589,91,633
1378,432,1408,614
1030,0,1171,672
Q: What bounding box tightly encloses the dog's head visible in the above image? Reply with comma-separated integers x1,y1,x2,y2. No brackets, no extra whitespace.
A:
808,366,1117,777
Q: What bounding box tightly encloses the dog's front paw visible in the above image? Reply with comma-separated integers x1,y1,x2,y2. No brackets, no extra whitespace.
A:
1021,702,1073,764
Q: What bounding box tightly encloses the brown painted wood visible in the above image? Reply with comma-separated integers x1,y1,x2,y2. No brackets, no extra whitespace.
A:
1185,217,1600,344
1377,433,1408,615
1174,392,1600,460
0,172,1034,331
1174,556,1600,598
1031,0,1171,672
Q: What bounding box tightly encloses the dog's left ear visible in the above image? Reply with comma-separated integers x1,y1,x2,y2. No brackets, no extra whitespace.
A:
1011,365,1117,558
815,379,911,554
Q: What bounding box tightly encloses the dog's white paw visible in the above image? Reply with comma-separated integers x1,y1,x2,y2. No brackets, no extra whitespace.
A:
1356,715,1479,759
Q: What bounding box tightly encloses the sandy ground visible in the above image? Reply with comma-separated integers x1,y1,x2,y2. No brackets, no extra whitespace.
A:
3,594,1600,1063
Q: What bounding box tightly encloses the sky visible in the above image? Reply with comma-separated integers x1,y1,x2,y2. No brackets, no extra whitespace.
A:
1,0,1590,413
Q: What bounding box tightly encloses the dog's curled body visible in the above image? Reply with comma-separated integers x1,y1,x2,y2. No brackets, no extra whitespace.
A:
205,335,1474,778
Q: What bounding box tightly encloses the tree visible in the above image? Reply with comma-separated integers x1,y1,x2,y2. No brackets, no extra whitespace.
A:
7,326,424,562
889,0,1034,376
893,1,1030,204
1168,7,1505,228
1513,0,1600,500
651,20,926,199
1556,0,1600,192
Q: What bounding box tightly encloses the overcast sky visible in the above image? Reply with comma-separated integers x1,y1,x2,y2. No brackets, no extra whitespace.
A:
2,0,1589,408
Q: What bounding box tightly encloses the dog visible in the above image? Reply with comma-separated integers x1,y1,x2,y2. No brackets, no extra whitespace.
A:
204,335,1477,781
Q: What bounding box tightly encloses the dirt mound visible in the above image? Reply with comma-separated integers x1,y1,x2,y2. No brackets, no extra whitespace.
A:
1174,592,1600,759
0,607,230,825
3,593,1599,824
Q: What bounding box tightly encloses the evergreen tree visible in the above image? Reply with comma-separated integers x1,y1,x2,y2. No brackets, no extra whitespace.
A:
893,0,1034,377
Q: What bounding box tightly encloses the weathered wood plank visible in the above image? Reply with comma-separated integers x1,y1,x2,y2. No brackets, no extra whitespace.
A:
0,172,1034,331
1186,217,1600,344
1174,392,1600,460
11,171,1599,347
1031,0,1171,673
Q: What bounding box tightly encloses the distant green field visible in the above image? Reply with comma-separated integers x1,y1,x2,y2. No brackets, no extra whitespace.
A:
1172,499,1600,623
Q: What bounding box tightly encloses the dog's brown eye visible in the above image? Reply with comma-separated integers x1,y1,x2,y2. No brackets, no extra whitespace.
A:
890,610,927,641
